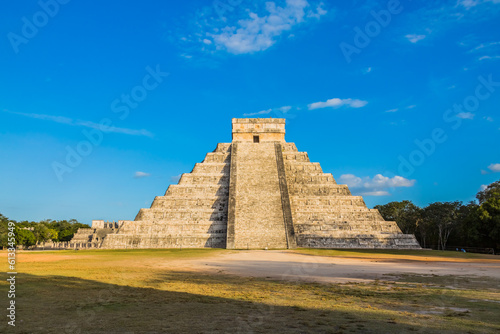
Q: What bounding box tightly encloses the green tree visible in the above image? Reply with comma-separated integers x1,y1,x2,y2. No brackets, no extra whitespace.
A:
33,224,50,243
374,200,422,234
0,214,14,249
422,201,462,250
16,229,36,248
47,229,59,241
477,180,500,204
477,196,500,250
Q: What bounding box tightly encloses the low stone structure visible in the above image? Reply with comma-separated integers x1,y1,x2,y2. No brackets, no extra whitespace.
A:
72,118,421,249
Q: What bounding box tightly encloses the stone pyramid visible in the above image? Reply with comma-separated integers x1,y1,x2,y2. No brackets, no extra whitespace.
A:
87,118,420,249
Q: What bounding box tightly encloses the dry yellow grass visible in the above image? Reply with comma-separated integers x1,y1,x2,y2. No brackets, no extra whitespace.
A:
0,249,499,333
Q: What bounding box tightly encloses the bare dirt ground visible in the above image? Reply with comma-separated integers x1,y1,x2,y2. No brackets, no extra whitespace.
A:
169,250,500,283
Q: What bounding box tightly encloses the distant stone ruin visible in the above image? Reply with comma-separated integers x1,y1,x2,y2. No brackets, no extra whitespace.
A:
70,118,420,250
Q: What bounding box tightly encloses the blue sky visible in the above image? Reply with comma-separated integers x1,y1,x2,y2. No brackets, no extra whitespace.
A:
1,0,499,224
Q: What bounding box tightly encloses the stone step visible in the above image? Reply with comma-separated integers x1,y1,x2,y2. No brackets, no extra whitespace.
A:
178,173,229,185
288,174,336,184
295,222,401,233
281,142,298,152
135,208,227,221
288,184,351,196
151,197,227,209
291,196,366,206
102,234,226,249
228,141,288,249
296,234,421,249
294,211,383,221
191,162,230,174
214,143,231,153
165,184,229,196
283,152,310,162
203,152,231,163
284,161,322,173
119,224,227,235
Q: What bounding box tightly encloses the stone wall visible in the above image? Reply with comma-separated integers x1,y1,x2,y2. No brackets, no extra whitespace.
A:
232,118,286,142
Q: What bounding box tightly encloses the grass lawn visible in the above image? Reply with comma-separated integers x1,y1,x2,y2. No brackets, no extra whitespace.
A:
1,249,499,333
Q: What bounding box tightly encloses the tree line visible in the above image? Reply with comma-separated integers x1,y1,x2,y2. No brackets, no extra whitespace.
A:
0,215,89,249
374,180,500,252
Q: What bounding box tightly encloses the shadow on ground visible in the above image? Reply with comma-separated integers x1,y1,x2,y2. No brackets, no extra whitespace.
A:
1,272,499,334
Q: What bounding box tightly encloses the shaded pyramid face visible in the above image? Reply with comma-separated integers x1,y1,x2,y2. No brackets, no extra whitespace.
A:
94,118,420,249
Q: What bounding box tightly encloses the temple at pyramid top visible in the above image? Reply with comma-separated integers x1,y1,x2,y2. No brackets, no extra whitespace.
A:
70,117,421,250
232,118,286,142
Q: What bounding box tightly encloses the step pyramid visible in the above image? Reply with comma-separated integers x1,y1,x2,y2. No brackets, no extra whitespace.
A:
85,118,420,249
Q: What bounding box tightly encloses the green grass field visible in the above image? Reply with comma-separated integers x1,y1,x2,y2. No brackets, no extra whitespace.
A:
1,249,499,333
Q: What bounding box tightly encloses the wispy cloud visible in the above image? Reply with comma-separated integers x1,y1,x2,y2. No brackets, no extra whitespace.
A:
478,55,500,61
243,108,273,116
385,108,399,113
244,105,293,117
469,41,500,51
459,0,500,9
405,34,426,43
339,173,416,196
279,105,292,113
456,112,475,119
134,171,151,178
4,109,154,137
308,98,368,110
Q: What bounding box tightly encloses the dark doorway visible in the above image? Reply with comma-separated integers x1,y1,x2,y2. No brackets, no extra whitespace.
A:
253,135,260,143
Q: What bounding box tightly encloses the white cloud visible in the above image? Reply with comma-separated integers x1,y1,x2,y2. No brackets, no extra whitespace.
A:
478,55,500,61
484,116,494,121
308,98,368,110
406,34,426,43
3,109,154,137
243,108,273,116
488,163,500,172
480,184,488,191
385,108,399,113
470,41,500,51
459,0,481,8
405,105,417,109
339,173,416,196
457,112,475,119
459,0,500,9
361,191,390,196
207,0,327,54
279,106,292,113
134,171,151,178
363,67,372,74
